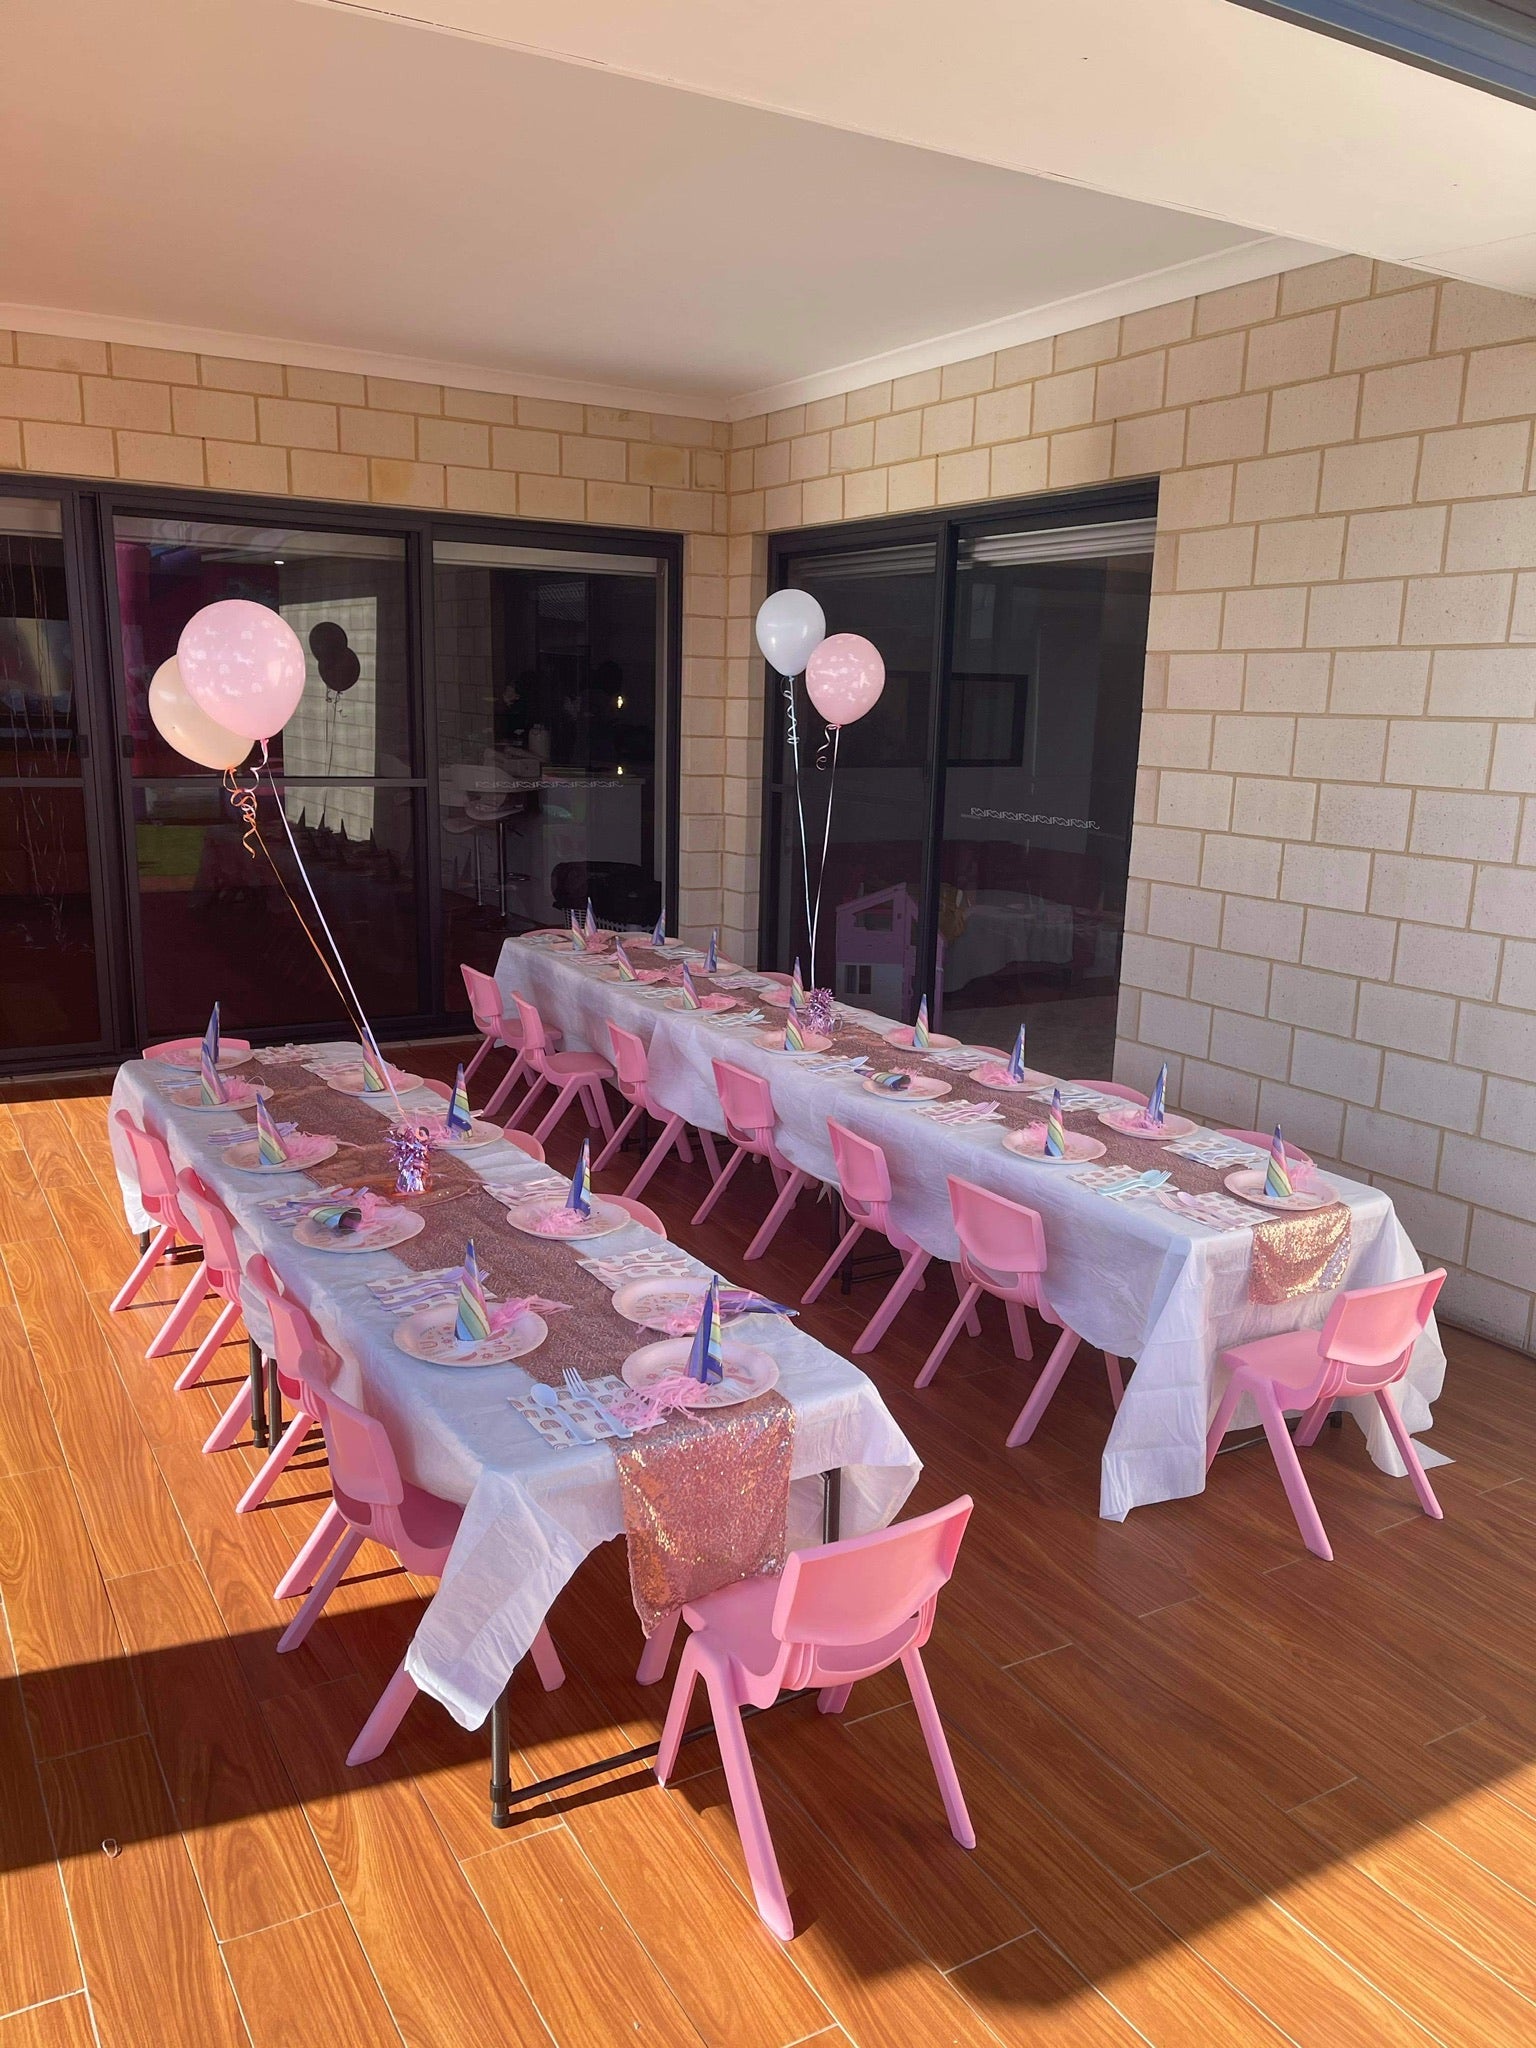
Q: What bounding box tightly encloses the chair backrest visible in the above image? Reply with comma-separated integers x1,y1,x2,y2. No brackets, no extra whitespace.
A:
828,1120,892,1214
948,1176,1048,1279
607,1022,649,1097
1076,1079,1147,1105
174,1167,243,1290
242,1254,335,1403
314,1381,405,1509
1216,1128,1314,1168
460,963,508,1037
607,1194,667,1237
1317,1270,1446,1393
511,991,550,1059
113,1110,193,1232
712,1058,775,1139
771,1497,972,1683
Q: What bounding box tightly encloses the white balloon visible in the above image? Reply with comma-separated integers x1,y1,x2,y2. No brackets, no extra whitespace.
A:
147,657,252,771
755,588,826,678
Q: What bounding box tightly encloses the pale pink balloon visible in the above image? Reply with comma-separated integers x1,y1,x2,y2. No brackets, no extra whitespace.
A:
177,599,307,742
804,633,885,728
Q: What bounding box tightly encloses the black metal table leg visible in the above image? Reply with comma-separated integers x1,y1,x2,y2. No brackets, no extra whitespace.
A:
249,1339,268,1449
267,1357,283,1444
490,1685,514,1827
823,1466,843,1543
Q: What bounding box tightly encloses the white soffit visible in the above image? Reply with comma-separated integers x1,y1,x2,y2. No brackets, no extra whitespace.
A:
2,0,1325,420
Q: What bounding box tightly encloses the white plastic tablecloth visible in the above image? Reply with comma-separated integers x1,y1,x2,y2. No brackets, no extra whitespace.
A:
497,936,1447,1520
109,1053,920,1729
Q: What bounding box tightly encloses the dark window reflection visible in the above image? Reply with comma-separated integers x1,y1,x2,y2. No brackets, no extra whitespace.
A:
0,786,100,1049
1,502,78,780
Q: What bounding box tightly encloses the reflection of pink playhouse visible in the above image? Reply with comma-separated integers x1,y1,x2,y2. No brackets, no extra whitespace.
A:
835,883,922,1017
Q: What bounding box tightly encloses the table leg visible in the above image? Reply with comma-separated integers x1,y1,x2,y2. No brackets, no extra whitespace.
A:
249,1340,268,1450
490,1684,514,1828
267,1358,283,1442
823,1467,843,1543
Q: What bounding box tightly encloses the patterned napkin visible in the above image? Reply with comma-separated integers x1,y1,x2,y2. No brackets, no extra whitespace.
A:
913,1098,1003,1125
1163,1131,1262,1168
925,1046,996,1072
1073,1165,1157,1194
258,1043,321,1066
1160,1188,1269,1230
367,1266,464,1310
1029,1083,1122,1112
578,1246,695,1287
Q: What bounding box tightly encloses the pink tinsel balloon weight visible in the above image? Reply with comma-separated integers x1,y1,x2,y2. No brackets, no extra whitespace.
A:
804,633,885,728
177,599,307,742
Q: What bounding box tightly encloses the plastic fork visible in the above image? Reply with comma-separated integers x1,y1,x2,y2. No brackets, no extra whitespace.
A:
561,1366,632,1438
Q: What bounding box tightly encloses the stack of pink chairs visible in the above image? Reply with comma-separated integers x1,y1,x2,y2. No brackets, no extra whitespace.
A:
110,1112,210,1359
167,1166,252,1409
690,1059,810,1260
460,963,555,1117
505,992,615,1147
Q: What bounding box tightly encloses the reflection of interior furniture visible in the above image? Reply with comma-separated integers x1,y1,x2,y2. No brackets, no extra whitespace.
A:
441,755,541,915
550,859,660,927
835,883,920,1016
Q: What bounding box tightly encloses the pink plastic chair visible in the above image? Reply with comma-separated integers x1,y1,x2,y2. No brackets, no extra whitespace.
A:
919,1177,1124,1443
419,1077,545,1161
593,1023,721,1197
654,1497,976,1940
110,1112,209,1357
504,992,615,1147
230,1255,334,1514
605,1194,667,1237
1073,1079,1148,1105
690,1060,811,1261
169,1168,250,1405
460,963,559,1117
1206,1270,1446,1561
804,1122,978,1358
1217,1128,1314,1170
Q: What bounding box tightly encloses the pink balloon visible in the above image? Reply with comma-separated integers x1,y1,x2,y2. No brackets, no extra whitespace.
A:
804,633,885,728
177,599,306,742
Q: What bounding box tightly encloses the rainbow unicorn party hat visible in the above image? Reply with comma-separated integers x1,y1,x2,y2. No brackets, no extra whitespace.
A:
784,990,806,1051
585,898,598,942
199,1043,227,1106
255,1097,290,1166
1264,1126,1294,1201
566,1136,592,1218
1044,1088,1067,1159
686,1274,725,1385
652,909,666,946
454,1240,493,1344
705,928,718,973
202,1000,221,1071
1145,1062,1168,1128
680,962,702,1009
614,939,637,981
913,995,931,1052
445,1062,473,1136
1008,1025,1027,1084
791,956,805,1006
569,909,586,951
359,1026,391,1095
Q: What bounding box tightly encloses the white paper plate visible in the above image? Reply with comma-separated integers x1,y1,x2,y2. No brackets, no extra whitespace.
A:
884,1026,961,1051
292,1206,426,1253
394,1302,548,1366
612,1277,709,1331
620,1337,778,1409
753,1028,832,1052
1002,1127,1107,1163
968,1063,1056,1093
666,992,737,1013
219,1134,339,1173
324,1065,423,1097
1098,1108,1198,1141
861,1073,951,1100
144,1037,253,1070
1223,1167,1336,1213
502,1195,631,1241
430,1118,505,1151
164,1079,271,1110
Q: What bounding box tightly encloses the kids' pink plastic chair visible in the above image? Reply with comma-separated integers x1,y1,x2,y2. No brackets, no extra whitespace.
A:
690,1060,810,1260
1206,1269,1446,1561
169,1167,250,1402
804,1121,977,1357
1216,1128,1314,1169
110,1112,208,1356
605,1194,667,1236
920,1176,1124,1443
594,1023,722,1198
418,1077,545,1161
1072,1079,1147,1105
504,992,615,1147
460,963,559,1117
230,1255,335,1514
654,1497,976,1941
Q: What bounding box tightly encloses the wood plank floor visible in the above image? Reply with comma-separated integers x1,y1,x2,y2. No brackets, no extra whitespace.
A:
2,1042,1535,2046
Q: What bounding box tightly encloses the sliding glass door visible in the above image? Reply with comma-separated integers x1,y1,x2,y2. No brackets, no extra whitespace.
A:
764,487,1154,1079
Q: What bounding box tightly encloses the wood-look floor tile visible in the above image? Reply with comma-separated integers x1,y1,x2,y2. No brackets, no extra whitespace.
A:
0,1625,82,2016
0,1304,63,1481
951,1931,1153,2047
224,1904,407,2048
0,1998,96,2048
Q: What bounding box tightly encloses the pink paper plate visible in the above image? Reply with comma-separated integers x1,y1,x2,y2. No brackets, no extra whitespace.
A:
1098,1107,1198,1142
144,1036,253,1070
753,1028,832,1052
1002,1125,1106,1163
972,1061,1055,1091
668,991,736,1013
884,1026,960,1051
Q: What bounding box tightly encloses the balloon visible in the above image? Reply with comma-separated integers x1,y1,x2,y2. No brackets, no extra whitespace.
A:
178,599,306,742
755,588,826,678
147,657,251,771
805,633,885,728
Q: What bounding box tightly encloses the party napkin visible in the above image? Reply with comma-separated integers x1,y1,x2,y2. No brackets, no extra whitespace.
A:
915,1099,1002,1125
1008,1025,1028,1084
913,996,931,1051
309,1194,367,1234
585,898,599,943
569,910,586,952
1045,1088,1068,1159
614,940,638,982
1265,1126,1294,1201
791,956,805,1007
686,1274,725,1385
784,995,807,1052
445,1063,473,1136
652,909,666,946
454,1241,493,1343
199,1044,227,1106
203,1001,221,1070
255,1097,291,1166
680,962,703,1010
360,1028,391,1096
719,1288,796,1319
567,1137,593,1218
705,929,719,973
1143,1063,1168,1129
874,1069,912,1092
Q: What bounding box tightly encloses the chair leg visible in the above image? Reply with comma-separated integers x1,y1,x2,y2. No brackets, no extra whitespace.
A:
594,1101,643,1172
347,1657,420,1766
484,1051,531,1119
691,1145,747,1226
110,1222,175,1313
636,1609,680,1685
173,1298,243,1391
275,1501,348,1600
530,1624,565,1690
463,1037,491,1083
655,1639,700,1782
950,1263,982,1337
1204,1377,1246,1469
505,1070,547,1129
705,1670,794,1941
202,1380,253,1455
1103,1353,1125,1410
745,1169,809,1261
903,1646,975,1850
1375,1388,1443,1520
802,1220,866,1306
699,1131,723,1182
817,1684,853,1715
145,1264,209,1359
531,1079,584,1145
237,1407,319,1514
1254,1384,1333,1562
277,1526,365,1652
1294,1395,1334,1448
1004,1300,1034,1362
624,1116,686,1199
853,1247,931,1355
582,1081,615,1142
1005,1325,1083,1447
916,1283,984,1389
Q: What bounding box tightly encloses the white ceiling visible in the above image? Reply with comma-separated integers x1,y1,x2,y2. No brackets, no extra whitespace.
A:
0,0,1321,416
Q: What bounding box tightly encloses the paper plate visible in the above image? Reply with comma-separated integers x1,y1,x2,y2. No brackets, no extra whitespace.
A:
612,1277,710,1332
1097,1107,1198,1141
1223,1168,1336,1213
597,965,667,984
144,1037,253,1071
164,1078,271,1110
970,1062,1056,1093
861,1073,951,1101
220,1134,339,1173
394,1303,548,1366
324,1064,424,1097
758,983,799,1007
502,1195,631,1240
429,1118,505,1151
885,1026,961,1051
620,1337,779,1409
753,1028,832,1052
292,1206,426,1253
1002,1126,1106,1163
666,992,736,1013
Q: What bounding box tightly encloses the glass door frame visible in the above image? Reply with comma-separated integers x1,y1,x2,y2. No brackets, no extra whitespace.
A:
759,477,1158,1015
